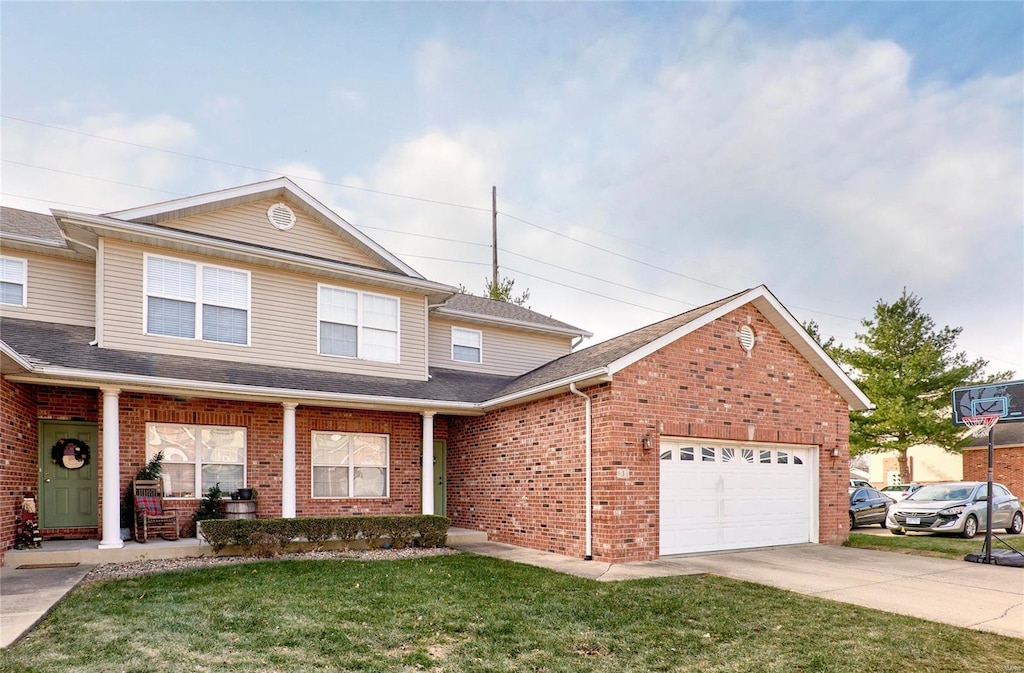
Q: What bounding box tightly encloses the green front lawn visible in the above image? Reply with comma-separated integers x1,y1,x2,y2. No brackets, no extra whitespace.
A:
845,532,1020,560
3,555,1021,673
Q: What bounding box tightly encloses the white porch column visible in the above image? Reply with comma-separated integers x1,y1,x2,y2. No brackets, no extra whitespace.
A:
98,387,123,549
282,403,297,518
421,411,435,515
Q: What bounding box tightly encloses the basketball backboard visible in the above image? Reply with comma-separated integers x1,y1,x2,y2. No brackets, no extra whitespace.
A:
951,379,1024,425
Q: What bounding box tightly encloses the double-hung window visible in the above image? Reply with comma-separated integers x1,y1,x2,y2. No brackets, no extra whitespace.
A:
146,423,246,498
311,432,389,498
318,284,399,362
0,256,27,306
452,327,482,363
145,254,250,345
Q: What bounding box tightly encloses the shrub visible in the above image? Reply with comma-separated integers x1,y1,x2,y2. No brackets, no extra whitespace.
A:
198,515,450,555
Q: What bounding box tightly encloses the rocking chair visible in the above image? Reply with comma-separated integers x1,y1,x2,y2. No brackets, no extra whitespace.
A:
133,479,181,542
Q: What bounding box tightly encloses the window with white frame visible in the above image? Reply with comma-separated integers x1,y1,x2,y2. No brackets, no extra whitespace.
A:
146,423,246,498
145,254,250,345
452,327,482,363
318,285,399,362
311,432,389,498
0,256,27,306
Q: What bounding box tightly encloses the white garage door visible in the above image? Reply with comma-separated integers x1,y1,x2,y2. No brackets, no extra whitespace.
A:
660,439,816,556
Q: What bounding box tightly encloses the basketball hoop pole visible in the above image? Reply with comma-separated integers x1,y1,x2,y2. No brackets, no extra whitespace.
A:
984,424,994,564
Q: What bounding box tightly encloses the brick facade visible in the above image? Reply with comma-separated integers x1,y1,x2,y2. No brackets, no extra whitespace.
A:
963,446,1024,498
448,305,851,562
1,378,39,559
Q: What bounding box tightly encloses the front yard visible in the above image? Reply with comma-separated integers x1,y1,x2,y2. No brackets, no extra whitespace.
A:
2,554,1022,672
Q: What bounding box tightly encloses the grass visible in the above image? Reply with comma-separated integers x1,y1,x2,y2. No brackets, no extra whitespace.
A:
845,532,1024,560
2,554,1022,673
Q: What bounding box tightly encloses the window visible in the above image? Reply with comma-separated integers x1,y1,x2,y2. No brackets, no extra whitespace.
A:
452,327,482,363
701,447,716,462
145,255,249,344
318,285,399,362
311,432,389,498
146,423,246,498
0,256,26,306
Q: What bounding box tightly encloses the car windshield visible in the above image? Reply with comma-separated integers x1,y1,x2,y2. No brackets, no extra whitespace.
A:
907,484,973,502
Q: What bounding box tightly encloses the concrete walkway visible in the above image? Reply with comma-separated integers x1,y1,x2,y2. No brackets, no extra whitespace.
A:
451,540,1024,639
0,562,94,648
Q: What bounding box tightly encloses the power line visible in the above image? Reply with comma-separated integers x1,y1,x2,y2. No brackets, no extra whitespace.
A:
3,159,186,197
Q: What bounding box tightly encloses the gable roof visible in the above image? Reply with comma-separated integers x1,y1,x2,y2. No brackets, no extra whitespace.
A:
485,285,872,411
433,293,592,338
105,177,424,279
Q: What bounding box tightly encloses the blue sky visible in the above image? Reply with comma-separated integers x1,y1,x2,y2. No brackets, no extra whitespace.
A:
2,2,1022,376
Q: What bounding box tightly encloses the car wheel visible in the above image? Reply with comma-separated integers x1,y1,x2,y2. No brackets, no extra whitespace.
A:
961,514,978,539
849,512,856,530
890,528,905,535
1007,511,1023,535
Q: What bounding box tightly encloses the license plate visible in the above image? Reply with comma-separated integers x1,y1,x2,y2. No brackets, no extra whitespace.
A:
907,516,921,525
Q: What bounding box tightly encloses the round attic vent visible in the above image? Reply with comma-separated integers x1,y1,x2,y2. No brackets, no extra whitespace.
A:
738,325,756,353
267,202,296,231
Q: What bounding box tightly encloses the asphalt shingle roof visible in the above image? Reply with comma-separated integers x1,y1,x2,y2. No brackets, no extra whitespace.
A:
0,318,514,404
439,293,588,335
0,207,64,243
967,422,1024,447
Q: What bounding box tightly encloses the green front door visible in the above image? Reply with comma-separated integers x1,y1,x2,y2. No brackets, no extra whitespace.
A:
433,440,447,517
39,421,98,529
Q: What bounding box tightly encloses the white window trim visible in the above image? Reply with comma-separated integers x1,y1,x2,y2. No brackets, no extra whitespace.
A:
451,326,483,363
142,253,251,346
145,422,248,500
316,283,401,363
0,255,27,307
310,431,390,499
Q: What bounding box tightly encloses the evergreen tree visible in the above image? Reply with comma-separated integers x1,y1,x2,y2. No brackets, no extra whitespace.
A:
826,289,1012,482
483,275,530,307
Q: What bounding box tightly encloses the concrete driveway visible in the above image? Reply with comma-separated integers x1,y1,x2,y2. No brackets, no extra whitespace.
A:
453,540,1024,638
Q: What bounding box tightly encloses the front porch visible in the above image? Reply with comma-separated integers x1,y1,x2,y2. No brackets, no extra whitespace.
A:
3,527,487,567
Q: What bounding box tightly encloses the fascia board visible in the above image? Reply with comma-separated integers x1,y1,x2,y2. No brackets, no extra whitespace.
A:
480,368,611,409
105,177,424,279
433,307,593,338
0,341,35,371
5,367,485,416
53,211,457,296
605,285,872,411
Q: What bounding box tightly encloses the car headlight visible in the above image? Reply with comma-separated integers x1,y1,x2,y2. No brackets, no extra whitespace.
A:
938,506,966,516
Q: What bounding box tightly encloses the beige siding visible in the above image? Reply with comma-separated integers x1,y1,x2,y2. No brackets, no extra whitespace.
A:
101,240,427,379
428,318,571,375
1,250,94,326
155,198,388,270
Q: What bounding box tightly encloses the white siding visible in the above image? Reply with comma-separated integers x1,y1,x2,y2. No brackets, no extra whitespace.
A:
1,250,94,326
100,240,427,379
428,317,571,375
155,198,388,270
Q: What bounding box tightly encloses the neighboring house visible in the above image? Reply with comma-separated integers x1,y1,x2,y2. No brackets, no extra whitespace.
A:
866,445,963,486
963,423,1024,498
0,178,870,564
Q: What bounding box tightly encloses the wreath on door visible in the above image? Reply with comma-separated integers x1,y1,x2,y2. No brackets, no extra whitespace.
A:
51,438,91,469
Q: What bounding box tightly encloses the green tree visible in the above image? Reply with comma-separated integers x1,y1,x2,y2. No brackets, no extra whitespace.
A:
825,289,1012,482
483,275,530,307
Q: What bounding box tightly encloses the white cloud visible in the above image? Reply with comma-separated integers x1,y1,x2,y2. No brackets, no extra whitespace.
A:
414,38,464,93
199,94,242,120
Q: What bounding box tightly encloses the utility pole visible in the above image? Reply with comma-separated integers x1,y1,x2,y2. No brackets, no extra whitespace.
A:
491,185,498,291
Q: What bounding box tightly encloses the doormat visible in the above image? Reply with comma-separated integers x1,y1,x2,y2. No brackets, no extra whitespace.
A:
15,563,80,570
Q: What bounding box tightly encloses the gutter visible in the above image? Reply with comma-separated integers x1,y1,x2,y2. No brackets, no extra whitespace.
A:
569,383,593,560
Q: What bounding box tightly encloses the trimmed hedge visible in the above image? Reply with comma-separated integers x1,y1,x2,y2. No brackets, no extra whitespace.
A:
198,515,449,555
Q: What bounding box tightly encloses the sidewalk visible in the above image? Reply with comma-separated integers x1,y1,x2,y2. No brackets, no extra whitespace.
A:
0,562,94,648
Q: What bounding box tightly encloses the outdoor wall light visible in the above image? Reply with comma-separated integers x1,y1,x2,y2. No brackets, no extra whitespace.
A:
641,434,653,451
830,447,841,458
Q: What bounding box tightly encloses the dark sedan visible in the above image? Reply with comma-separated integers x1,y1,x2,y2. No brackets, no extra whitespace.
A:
850,487,891,529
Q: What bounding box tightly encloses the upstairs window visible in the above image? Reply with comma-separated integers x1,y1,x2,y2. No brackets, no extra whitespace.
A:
0,256,26,306
318,284,399,362
452,327,482,363
145,254,250,345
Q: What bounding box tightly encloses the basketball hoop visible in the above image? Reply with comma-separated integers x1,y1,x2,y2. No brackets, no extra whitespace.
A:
962,414,1000,438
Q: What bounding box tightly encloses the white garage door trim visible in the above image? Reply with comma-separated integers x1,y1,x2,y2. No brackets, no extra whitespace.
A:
659,437,819,556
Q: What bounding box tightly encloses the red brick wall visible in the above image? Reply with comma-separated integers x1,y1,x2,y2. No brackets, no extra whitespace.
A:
963,446,1024,498
1,378,40,559
448,304,853,563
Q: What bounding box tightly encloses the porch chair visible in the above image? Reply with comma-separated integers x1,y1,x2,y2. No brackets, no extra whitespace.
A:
133,479,181,543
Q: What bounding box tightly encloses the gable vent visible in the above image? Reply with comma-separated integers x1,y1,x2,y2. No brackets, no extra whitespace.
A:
267,203,296,231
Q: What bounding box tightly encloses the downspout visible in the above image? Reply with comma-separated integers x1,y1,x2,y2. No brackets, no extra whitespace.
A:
568,383,592,560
